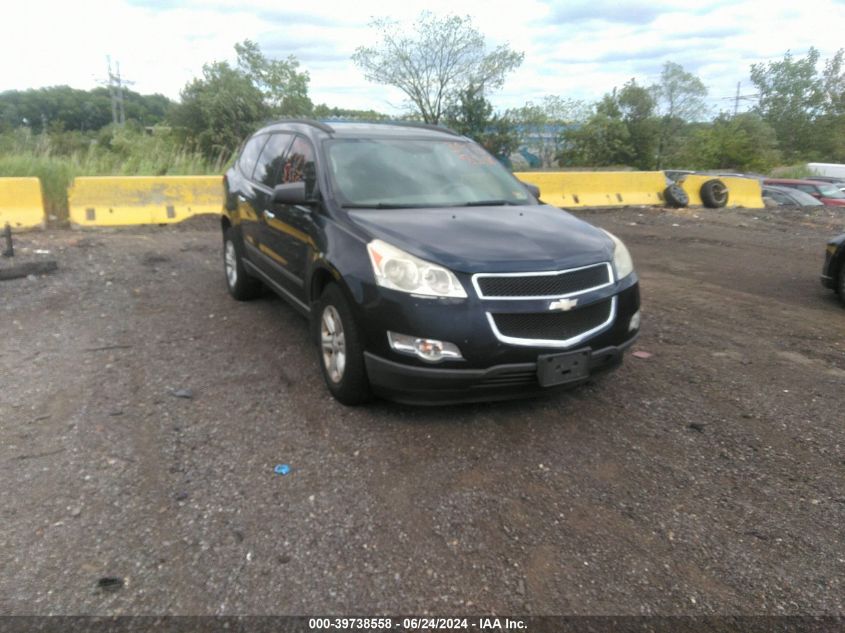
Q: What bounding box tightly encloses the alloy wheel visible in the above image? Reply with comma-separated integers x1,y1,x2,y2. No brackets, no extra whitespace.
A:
320,305,346,383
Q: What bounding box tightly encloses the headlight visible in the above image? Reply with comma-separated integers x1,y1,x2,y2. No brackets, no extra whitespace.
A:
602,230,634,280
366,239,467,298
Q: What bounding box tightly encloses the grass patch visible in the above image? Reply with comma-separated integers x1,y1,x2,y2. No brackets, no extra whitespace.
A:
0,127,228,221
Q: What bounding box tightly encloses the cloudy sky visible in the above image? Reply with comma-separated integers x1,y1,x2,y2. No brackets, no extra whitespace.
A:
2,0,844,117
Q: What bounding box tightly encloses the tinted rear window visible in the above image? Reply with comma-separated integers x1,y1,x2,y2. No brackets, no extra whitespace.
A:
238,134,268,179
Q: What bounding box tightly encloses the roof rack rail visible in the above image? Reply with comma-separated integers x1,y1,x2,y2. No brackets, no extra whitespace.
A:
381,121,462,136
264,118,335,133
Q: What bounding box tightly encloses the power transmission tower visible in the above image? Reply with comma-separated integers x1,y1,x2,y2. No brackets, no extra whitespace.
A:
104,56,134,127
718,82,759,116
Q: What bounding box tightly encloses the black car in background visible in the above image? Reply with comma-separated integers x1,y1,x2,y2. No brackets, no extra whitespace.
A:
822,234,845,306
221,120,641,404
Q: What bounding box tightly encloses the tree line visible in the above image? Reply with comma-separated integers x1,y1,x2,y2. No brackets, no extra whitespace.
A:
2,12,844,174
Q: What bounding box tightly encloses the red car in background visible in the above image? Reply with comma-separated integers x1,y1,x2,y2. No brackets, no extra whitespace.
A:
763,178,845,206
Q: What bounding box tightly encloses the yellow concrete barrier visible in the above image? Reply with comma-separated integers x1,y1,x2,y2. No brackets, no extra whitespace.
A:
679,175,764,209
0,177,45,229
68,176,223,226
514,171,667,207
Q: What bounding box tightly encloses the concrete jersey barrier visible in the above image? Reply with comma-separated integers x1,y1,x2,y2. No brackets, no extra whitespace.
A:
679,175,764,209
68,175,224,226
514,171,668,207
0,177,45,230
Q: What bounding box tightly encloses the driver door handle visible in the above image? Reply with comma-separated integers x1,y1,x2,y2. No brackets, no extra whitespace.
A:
263,210,276,220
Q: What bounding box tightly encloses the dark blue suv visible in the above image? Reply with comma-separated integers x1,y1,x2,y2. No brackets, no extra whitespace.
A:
222,120,640,405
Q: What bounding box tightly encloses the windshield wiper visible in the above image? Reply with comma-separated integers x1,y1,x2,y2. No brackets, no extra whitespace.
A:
342,203,428,209
463,200,517,206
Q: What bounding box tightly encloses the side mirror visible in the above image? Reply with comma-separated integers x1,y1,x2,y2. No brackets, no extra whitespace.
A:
272,182,308,205
520,181,541,199
810,192,822,198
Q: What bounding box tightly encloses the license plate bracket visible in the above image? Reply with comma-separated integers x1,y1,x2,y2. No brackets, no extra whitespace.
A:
537,349,591,387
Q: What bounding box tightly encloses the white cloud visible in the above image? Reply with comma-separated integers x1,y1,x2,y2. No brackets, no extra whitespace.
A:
2,0,844,116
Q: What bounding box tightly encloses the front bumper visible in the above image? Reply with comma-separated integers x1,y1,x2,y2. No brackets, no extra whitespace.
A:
365,332,639,405
821,273,835,289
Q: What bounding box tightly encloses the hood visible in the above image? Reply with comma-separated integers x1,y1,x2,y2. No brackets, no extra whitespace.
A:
347,204,614,273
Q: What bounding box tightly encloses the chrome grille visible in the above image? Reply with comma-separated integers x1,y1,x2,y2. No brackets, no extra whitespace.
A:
487,297,616,348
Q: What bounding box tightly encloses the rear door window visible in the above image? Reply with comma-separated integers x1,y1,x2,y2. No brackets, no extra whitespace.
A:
238,134,268,179
254,133,294,188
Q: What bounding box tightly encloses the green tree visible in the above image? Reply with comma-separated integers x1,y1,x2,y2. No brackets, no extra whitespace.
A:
617,79,659,169
0,86,170,133
234,40,312,116
557,84,655,169
750,48,827,160
445,84,518,159
507,96,589,167
352,12,523,124
170,61,268,159
677,113,780,172
652,62,708,168
558,111,634,167
312,104,390,120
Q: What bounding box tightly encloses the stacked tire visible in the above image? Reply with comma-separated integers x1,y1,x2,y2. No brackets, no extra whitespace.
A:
663,184,689,208
700,179,728,208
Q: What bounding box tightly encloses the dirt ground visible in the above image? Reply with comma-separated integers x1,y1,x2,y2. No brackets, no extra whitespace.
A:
1,204,844,616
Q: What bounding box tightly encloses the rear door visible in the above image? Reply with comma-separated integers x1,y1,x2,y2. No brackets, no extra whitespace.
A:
248,132,295,283
231,133,270,249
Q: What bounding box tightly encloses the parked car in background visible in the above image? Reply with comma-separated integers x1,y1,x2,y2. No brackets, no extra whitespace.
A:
221,120,641,405
663,169,695,183
762,185,824,208
821,234,845,306
804,175,845,192
763,178,845,206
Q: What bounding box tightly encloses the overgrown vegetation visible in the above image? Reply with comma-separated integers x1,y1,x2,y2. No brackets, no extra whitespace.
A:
0,126,224,217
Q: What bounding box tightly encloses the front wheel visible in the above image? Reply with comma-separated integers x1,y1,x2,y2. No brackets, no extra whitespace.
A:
314,284,372,405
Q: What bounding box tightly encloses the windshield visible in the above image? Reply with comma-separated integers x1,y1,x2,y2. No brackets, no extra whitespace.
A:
817,184,845,198
325,138,534,208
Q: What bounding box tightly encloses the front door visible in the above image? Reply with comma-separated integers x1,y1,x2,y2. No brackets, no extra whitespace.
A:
258,135,319,305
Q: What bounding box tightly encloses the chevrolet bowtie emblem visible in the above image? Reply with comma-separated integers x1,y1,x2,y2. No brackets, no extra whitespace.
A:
549,298,578,311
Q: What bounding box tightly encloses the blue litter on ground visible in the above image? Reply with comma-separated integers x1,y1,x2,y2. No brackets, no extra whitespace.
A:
274,464,290,475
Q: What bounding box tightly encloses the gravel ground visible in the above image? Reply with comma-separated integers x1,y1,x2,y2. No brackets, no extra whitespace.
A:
1,205,844,616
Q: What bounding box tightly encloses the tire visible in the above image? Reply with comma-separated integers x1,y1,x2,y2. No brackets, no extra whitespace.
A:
663,184,689,208
838,260,845,307
314,283,372,405
223,226,262,301
700,179,728,208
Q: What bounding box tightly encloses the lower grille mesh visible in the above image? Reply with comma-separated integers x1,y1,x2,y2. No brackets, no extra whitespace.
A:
492,298,613,341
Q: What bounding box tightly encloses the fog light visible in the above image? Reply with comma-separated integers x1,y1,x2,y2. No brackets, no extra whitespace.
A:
629,310,641,332
387,331,463,363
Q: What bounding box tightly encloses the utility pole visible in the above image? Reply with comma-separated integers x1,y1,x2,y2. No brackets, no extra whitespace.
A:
734,81,741,117
116,61,126,126
107,56,118,126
